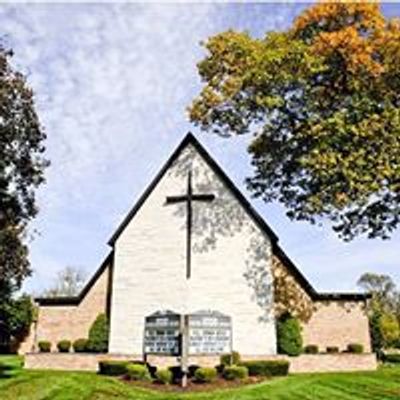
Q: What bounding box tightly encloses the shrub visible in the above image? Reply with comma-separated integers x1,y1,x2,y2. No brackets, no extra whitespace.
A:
126,364,151,381
194,367,217,383
98,360,130,376
220,351,241,366
38,341,51,353
215,364,225,375
87,313,109,353
277,314,303,356
188,365,200,378
326,346,339,354
384,353,400,363
168,366,183,384
57,340,71,353
155,369,173,385
73,338,88,353
240,360,289,377
347,343,364,354
223,365,248,381
304,345,319,354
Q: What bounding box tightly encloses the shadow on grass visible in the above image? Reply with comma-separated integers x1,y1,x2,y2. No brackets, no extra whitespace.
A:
0,363,15,379
0,357,22,380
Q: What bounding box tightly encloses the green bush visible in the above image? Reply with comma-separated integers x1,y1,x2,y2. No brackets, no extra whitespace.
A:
347,343,364,354
168,366,183,384
73,338,88,353
57,340,71,353
384,353,400,363
220,351,241,366
38,341,51,353
277,314,303,356
188,365,200,378
223,365,248,381
87,313,109,353
304,345,319,354
326,346,339,354
98,360,130,376
240,360,289,377
155,369,173,385
194,367,217,383
126,364,151,381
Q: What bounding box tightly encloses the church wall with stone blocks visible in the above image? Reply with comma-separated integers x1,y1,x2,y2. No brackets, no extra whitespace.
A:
28,134,371,356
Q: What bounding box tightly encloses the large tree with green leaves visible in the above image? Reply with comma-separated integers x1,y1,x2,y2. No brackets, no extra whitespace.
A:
189,3,400,240
0,44,48,301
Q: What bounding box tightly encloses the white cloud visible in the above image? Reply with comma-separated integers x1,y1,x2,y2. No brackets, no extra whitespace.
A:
1,2,398,295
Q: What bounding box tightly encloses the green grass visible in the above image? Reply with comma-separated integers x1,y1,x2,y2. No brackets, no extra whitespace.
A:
0,355,399,400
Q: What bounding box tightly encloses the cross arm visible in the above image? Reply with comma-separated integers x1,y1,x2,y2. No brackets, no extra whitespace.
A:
192,194,215,202
166,195,188,204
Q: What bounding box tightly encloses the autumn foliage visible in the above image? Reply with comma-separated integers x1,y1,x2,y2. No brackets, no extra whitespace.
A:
189,2,400,240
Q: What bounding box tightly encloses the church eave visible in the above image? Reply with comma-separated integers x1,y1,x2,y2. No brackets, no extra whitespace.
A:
273,243,371,302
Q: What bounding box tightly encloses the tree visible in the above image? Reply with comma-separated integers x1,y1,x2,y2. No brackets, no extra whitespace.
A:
0,43,48,300
357,273,397,311
189,3,400,241
0,295,35,352
357,272,400,351
43,266,86,298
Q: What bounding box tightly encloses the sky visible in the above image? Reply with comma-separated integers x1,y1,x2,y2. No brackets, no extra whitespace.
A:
0,2,399,295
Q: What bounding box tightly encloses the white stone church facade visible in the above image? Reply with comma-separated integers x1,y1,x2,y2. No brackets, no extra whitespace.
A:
24,133,372,358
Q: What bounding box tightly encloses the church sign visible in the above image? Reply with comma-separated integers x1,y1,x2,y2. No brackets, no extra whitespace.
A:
143,310,232,356
188,311,232,355
143,311,180,355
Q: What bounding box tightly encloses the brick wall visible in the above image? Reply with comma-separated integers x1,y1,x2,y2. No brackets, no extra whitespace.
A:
31,262,110,352
272,254,371,353
302,300,371,352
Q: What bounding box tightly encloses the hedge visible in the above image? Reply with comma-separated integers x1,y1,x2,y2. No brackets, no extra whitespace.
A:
98,360,130,376
168,366,183,383
220,351,241,366
194,367,217,383
73,338,88,353
188,365,200,378
155,369,173,385
304,345,319,354
223,365,248,381
347,343,364,354
383,353,400,363
126,364,152,381
326,346,339,354
57,340,71,353
240,360,289,377
38,341,51,353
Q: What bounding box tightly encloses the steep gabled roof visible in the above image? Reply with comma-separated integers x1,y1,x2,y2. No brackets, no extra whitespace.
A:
108,132,278,245
36,132,370,306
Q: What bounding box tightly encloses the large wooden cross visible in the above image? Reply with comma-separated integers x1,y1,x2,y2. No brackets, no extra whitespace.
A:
166,170,215,279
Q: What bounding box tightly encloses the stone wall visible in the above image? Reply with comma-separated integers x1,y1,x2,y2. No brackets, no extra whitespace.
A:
32,262,111,351
24,352,377,373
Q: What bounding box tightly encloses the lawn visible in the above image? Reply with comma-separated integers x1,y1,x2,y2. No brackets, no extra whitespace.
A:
1,356,400,400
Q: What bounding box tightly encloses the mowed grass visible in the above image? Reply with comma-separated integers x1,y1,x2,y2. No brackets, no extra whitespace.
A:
1,355,400,400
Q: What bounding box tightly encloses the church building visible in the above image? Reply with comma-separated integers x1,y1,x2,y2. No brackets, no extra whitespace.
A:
26,133,372,358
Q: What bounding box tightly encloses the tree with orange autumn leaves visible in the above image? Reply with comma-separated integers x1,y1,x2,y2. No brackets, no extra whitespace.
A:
189,2,400,241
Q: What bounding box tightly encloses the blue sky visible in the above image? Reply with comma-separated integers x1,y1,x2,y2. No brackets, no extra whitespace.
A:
1,2,399,295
